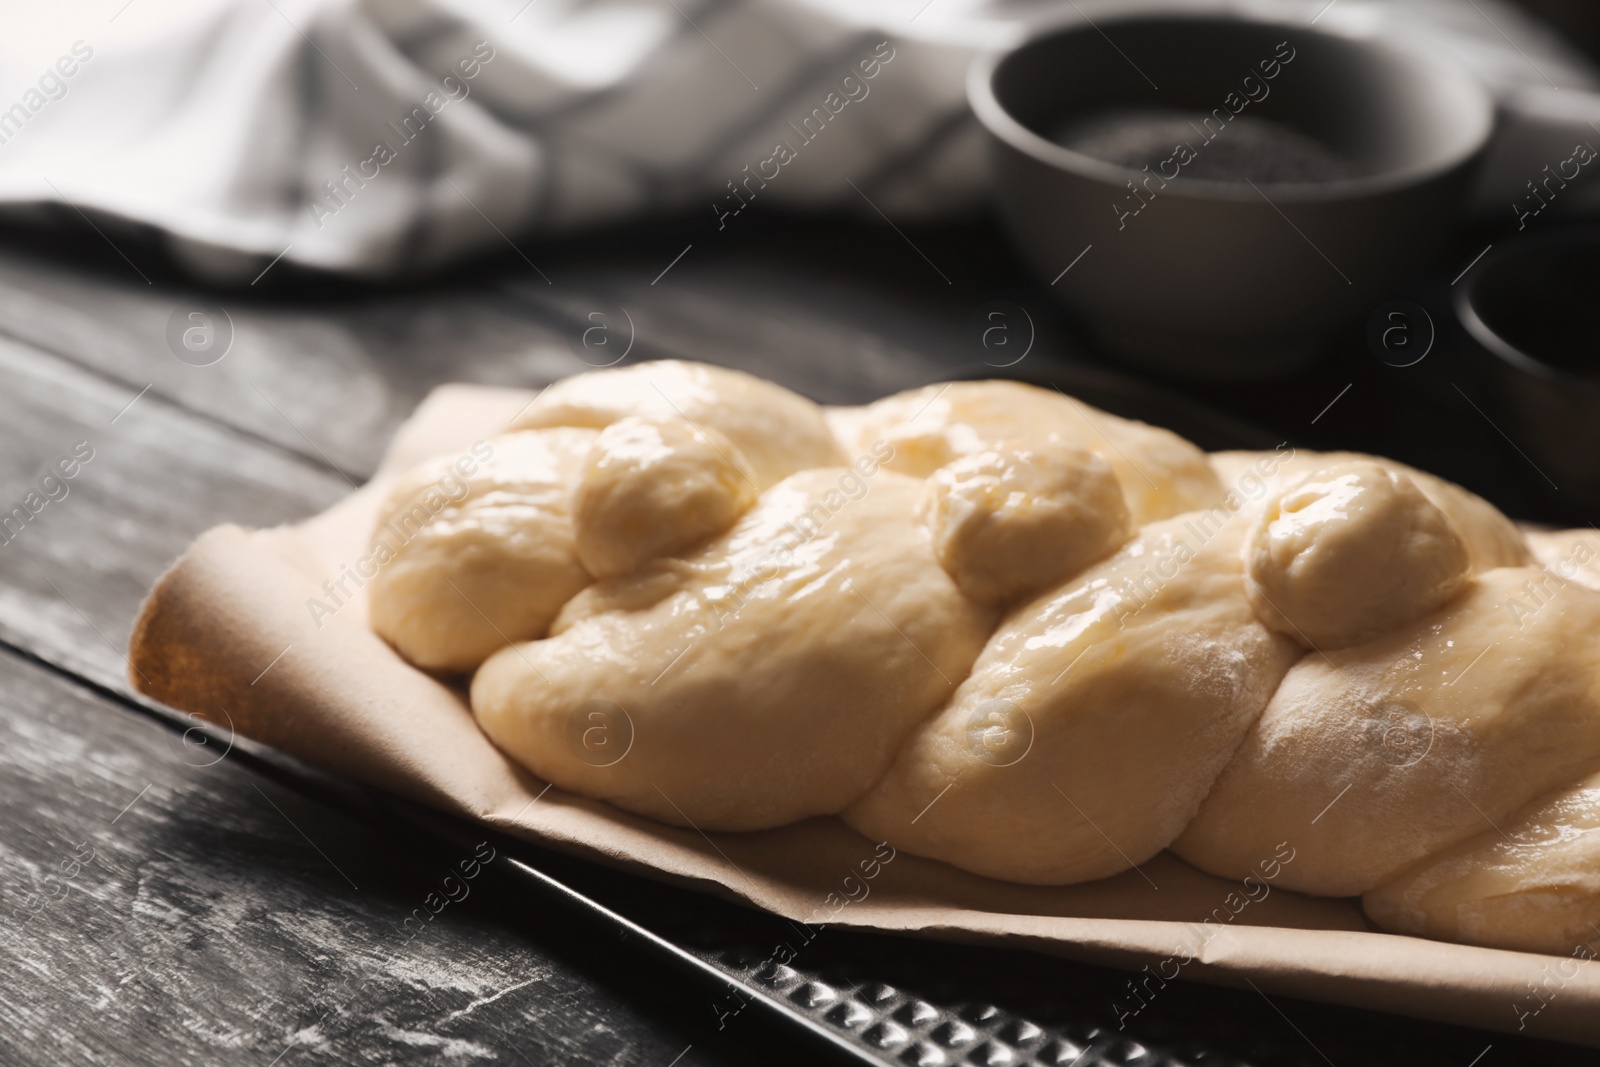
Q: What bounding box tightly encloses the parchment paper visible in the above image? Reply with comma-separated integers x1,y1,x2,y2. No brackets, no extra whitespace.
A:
128,383,1600,1048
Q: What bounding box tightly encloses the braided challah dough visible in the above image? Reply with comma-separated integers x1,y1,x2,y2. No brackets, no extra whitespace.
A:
369,362,1600,956
367,428,596,672
1364,768,1600,954
829,380,1223,525
475,467,995,829
509,359,846,488
367,361,841,670
843,511,1301,884
1210,449,1531,573
1173,568,1600,897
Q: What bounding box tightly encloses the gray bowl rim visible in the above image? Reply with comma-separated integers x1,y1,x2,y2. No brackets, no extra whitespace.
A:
1455,226,1600,393
967,9,1496,204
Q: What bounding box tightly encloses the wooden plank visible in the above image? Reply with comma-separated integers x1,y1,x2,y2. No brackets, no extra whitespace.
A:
0,222,1078,480
0,648,739,1067
500,267,974,407
0,217,1550,522
495,218,1061,406
0,334,344,690
0,244,590,479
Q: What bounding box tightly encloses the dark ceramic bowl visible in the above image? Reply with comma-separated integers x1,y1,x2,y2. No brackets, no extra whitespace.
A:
970,12,1494,379
1457,226,1600,513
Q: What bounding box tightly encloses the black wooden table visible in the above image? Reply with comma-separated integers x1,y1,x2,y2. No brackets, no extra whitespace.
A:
0,207,1588,1066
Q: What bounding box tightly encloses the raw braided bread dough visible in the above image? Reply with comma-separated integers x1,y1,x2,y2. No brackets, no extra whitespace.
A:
1364,769,1600,954
1242,460,1473,649
829,380,1223,525
843,510,1301,884
367,428,597,673
368,363,1600,956
367,361,841,670
921,443,1131,605
1173,567,1600,897
474,467,996,829
1210,449,1531,573
510,359,845,489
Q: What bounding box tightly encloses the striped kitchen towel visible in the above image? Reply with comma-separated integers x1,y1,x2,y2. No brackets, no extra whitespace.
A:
0,0,1590,281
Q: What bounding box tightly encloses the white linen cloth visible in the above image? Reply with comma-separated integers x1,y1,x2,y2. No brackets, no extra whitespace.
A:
0,0,1591,281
